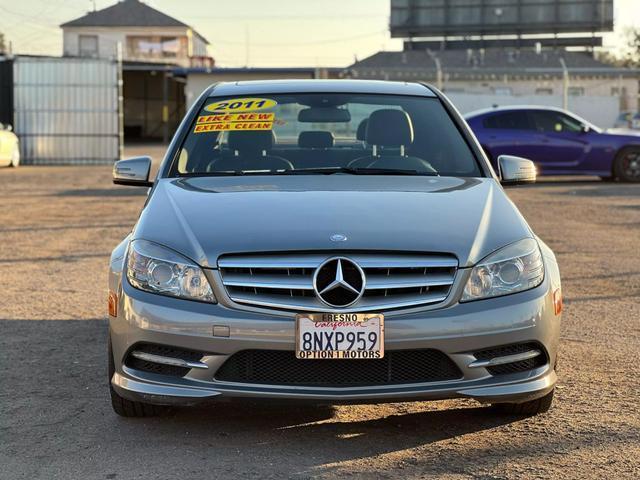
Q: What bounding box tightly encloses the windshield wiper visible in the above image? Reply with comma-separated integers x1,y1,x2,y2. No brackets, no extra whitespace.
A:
179,167,439,177
275,167,438,176
179,170,252,177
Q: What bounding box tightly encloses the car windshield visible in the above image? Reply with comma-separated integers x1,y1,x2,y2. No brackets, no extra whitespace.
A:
174,93,481,177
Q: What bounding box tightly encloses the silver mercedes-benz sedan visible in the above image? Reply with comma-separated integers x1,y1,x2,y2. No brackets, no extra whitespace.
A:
108,80,562,417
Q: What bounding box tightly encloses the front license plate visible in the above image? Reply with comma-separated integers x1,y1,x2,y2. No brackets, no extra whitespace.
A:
295,313,384,359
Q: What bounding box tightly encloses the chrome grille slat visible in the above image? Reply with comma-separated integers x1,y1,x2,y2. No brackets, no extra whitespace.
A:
218,255,327,269
218,254,458,270
223,273,313,290
366,272,455,290
226,291,450,313
346,254,458,269
218,252,458,312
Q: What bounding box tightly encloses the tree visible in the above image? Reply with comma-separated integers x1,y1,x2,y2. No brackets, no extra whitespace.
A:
620,28,640,67
599,28,640,67
0,33,5,54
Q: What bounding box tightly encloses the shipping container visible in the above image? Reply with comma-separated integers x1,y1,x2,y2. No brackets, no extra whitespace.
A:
1,56,121,165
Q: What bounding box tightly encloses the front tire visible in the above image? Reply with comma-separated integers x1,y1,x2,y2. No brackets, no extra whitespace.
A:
492,388,555,416
108,335,166,417
613,147,640,182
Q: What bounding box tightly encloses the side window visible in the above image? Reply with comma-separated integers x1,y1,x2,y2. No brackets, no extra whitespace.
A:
530,111,582,133
78,35,99,58
483,111,533,130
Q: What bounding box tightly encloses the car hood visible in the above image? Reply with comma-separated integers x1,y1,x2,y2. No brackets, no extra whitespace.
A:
604,128,640,138
132,175,533,268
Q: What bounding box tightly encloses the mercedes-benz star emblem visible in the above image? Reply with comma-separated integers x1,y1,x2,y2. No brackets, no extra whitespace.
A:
313,257,366,308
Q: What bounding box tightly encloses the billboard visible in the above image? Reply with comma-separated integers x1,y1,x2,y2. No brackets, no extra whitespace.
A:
390,0,614,38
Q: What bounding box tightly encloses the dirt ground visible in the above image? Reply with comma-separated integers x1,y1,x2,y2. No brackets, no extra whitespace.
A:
1,164,639,479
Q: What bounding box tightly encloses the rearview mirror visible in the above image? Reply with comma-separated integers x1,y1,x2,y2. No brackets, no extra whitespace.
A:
498,155,536,185
298,107,351,123
113,157,153,187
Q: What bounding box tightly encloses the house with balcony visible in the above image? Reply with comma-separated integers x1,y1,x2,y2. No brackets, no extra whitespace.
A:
60,0,212,68
60,0,213,141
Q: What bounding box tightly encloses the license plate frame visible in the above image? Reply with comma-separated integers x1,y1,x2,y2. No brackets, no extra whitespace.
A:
295,313,384,359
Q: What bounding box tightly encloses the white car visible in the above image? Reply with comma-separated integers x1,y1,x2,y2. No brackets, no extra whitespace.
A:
0,123,20,167
613,111,640,131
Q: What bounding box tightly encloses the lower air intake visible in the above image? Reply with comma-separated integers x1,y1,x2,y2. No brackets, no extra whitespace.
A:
215,349,463,387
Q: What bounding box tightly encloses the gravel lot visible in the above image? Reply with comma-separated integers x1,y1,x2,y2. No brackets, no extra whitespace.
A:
1,164,639,479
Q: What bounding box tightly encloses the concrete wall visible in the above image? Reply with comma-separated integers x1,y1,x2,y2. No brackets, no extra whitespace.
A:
448,93,621,128
440,76,637,114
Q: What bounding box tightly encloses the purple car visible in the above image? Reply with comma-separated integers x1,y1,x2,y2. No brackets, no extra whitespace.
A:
465,106,640,182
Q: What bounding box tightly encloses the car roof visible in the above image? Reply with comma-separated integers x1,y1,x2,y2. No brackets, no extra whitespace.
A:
207,79,436,98
465,105,571,119
465,104,602,132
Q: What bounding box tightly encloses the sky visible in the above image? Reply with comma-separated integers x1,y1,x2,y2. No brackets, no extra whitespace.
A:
0,0,638,67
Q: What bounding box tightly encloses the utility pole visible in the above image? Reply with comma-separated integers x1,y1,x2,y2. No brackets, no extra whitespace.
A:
434,56,443,90
559,57,569,110
162,69,169,144
116,42,124,160
244,25,249,67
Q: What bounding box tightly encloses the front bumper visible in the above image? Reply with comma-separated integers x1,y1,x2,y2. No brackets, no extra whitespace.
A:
112,368,557,406
110,274,561,406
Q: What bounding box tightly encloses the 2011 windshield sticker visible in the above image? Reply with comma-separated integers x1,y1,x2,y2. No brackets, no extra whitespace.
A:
204,98,277,113
194,112,275,133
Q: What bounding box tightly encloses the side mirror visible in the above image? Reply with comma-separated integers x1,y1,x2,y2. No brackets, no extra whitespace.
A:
113,157,153,187
581,124,591,134
5,124,12,132
498,155,536,185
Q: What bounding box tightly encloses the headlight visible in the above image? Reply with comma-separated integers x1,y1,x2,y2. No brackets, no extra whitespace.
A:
461,238,544,302
126,240,216,303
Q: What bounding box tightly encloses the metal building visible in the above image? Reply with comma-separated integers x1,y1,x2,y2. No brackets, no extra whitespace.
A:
0,56,121,165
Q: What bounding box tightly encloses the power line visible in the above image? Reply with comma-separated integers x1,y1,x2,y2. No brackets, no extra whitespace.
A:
2,1,390,58
0,6,66,32
0,5,66,23
192,13,386,21
210,29,388,48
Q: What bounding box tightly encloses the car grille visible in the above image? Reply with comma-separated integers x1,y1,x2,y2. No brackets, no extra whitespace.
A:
214,349,463,387
218,252,458,312
473,342,547,376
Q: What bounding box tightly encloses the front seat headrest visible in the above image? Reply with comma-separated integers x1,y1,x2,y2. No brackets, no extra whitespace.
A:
356,119,368,141
365,109,414,148
227,130,275,152
298,131,334,149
